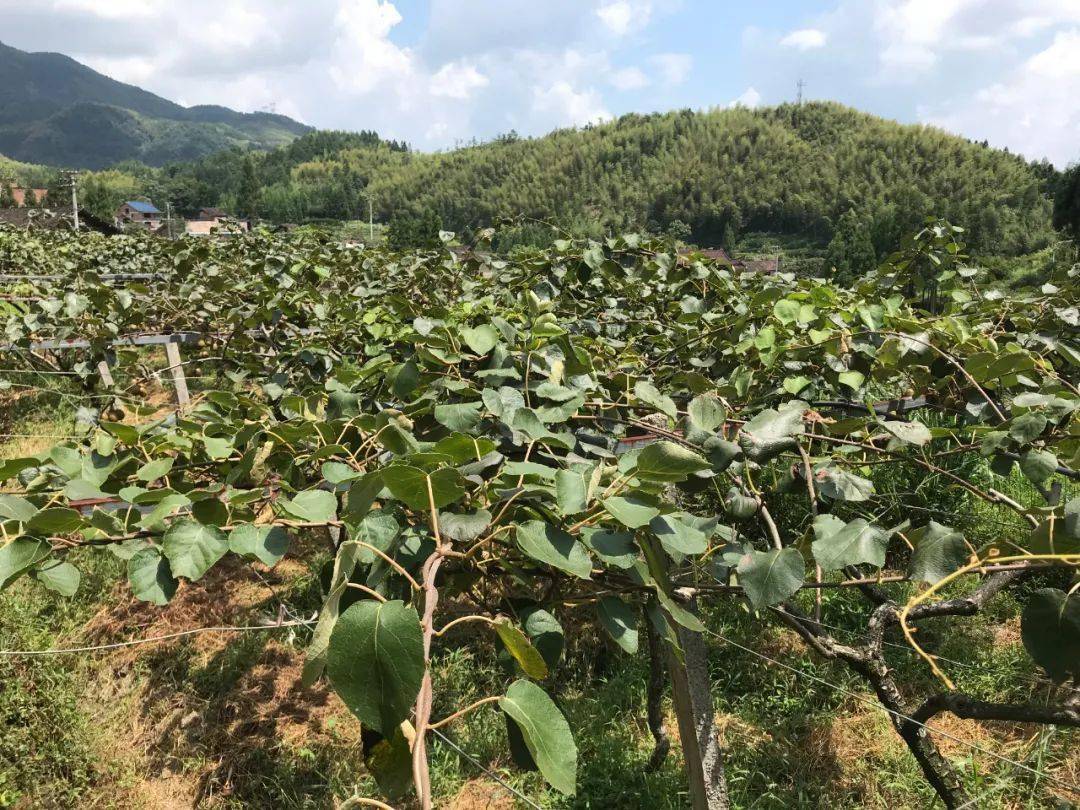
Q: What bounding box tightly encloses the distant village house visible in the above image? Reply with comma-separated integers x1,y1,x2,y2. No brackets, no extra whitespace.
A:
184,206,249,237
116,200,163,230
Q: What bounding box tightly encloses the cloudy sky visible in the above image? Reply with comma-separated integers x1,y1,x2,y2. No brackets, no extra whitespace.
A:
2,0,1079,164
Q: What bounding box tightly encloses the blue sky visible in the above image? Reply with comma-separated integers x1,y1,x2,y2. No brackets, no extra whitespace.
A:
2,0,1079,164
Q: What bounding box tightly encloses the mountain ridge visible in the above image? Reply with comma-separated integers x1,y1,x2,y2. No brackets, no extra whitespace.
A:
0,40,310,169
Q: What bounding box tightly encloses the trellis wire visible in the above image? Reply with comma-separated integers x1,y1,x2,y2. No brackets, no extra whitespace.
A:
702,626,1080,798
0,619,315,656
430,727,544,810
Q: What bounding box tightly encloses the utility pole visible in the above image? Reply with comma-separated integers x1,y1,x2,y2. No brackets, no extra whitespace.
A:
64,170,80,230
165,201,173,239
362,190,374,242
796,79,806,106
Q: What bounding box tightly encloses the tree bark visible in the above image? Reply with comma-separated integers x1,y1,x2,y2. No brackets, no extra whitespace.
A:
644,613,671,771
663,598,730,810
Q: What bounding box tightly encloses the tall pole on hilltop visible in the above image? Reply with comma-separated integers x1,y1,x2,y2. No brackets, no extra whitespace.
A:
797,78,806,106
166,202,173,239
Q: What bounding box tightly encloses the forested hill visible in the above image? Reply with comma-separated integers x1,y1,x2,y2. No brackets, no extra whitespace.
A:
0,41,310,168
171,103,1057,255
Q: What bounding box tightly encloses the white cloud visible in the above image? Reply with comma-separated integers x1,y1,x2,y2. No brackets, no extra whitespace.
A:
610,66,650,90
596,0,652,36
729,86,762,108
430,61,489,99
533,81,611,128
651,52,692,85
780,28,826,50
922,28,1080,164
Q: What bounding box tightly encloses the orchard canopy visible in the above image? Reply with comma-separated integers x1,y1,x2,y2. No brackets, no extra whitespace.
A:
0,221,1076,807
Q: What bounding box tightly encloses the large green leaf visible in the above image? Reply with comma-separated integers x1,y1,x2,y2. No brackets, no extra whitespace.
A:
739,405,804,462
595,595,639,653
229,524,290,567
1021,589,1080,682
649,513,707,556
634,380,677,420
382,465,466,512
127,547,178,606
499,679,577,795
737,548,805,609
580,528,637,569
279,489,338,522
908,522,970,584
811,515,887,572
327,600,426,734
0,538,51,590
0,494,38,523
437,509,491,543
635,441,710,483
603,494,660,529
33,560,81,596
515,521,592,579
26,507,84,536
555,467,594,515
162,519,229,581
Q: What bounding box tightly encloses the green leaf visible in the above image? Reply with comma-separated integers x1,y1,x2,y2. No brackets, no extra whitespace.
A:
520,607,564,671
687,394,725,433
555,467,594,515
461,324,500,355
817,468,874,502
811,515,887,571
649,513,707,556
737,548,805,609
908,522,970,584
33,560,81,596
162,519,229,581
127,547,178,606
515,521,592,579
1020,449,1057,485
0,494,38,522
595,595,639,653
363,725,414,800
26,507,84,536
603,494,660,529
382,465,466,512
881,420,932,447
1010,412,1047,444
136,457,174,482
494,618,549,679
1021,589,1080,682
434,402,483,433
279,489,339,523
739,405,804,462
635,441,710,483
499,680,578,795
1028,497,1080,554
773,299,801,325
634,380,677,420
0,538,50,590
229,524,290,567
437,509,491,542
580,528,637,569
838,370,865,390
327,600,425,734
783,376,812,395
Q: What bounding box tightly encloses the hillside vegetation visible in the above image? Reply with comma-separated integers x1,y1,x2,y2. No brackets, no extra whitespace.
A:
0,41,310,169
104,103,1055,257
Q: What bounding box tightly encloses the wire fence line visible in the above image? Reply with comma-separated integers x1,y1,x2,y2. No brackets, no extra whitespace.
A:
0,619,315,657
702,626,1080,799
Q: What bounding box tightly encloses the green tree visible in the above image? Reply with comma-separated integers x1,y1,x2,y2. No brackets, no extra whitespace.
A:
825,209,877,285
23,188,39,207
386,210,443,250
0,182,15,208
237,154,261,220
1053,163,1080,239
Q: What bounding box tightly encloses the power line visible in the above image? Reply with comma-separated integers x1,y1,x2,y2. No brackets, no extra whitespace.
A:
702,626,1080,799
